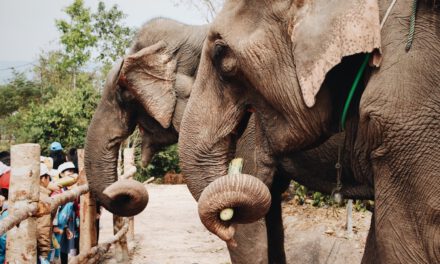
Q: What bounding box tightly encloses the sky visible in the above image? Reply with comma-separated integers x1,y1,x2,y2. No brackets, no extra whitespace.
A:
0,0,208,64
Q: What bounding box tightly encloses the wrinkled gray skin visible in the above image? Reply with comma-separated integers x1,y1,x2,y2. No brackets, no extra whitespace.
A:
85,18,271,264
85,17,371,264
85,18,206,217
238,123,373,264
179,0,440,263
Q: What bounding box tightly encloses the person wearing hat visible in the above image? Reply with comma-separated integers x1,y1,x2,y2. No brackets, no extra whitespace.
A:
40,157,62,193
55,162,78,189
37,164,53,264
49,142,66,170
52,162,79,263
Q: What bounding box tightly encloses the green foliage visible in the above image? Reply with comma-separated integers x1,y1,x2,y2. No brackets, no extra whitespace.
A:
353,200,373,212
1,0,134,153
56,0,97,89
134,144,181,182
290,181,372,211
0,71,42,118
33,50,71,94
9,81,100,154
92,2,136,67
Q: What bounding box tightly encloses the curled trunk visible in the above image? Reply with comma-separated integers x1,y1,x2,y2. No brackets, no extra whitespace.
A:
198,173,271,246
85,62,149,217
85,115,149,216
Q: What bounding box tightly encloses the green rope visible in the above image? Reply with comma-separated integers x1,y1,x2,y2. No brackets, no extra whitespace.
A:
340,53,371,130
405,0,418,51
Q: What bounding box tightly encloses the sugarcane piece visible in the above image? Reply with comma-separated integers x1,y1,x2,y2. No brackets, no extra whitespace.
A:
219,158,243,222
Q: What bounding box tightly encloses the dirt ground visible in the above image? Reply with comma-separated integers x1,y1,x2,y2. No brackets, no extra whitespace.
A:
99,184,371,264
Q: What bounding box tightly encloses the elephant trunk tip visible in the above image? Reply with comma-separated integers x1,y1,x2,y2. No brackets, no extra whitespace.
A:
101,179,149,217
197,173,271,246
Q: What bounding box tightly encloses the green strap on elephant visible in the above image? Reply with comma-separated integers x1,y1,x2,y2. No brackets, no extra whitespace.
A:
340,53,371,130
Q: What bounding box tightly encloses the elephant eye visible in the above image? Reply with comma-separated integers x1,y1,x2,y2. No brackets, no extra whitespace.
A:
212,41,227,61
212,40,237,78
116,86,135,105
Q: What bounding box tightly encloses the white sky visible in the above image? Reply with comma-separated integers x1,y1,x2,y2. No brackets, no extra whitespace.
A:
0,0,208,62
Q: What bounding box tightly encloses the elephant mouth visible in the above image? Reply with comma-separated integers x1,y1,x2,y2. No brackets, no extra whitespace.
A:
231,106,253,143
137,123,154,167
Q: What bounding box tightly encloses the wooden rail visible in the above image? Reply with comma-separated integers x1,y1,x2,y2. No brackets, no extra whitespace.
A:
1,144,140,264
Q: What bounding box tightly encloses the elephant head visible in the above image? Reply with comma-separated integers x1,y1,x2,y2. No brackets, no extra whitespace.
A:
85,18,207,216
179,0,381,239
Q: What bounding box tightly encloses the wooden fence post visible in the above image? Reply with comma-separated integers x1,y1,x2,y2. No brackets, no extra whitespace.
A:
78,149,98,254
112,147,131,262
123,148,135,241
113,215,129,262
346,199,353,237
6,144,40,263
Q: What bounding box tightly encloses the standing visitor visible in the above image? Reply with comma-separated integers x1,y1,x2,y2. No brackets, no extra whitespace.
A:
49,142,66,170
52,162,79,264
37,164,53,264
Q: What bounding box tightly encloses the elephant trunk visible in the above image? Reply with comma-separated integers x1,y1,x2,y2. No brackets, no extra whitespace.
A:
85,106,148,217
197,172,271,246
179,134,232,200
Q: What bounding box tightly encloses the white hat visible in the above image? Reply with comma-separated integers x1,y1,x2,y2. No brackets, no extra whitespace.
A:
40,163,50,177
0,161,10,175
40,156,54,170
48,169,59,178
58,162,75,174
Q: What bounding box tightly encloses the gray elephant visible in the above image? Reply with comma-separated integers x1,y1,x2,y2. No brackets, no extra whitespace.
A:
85,18,206,217
85,17,372,264
85,17,272,264
179,0,440,263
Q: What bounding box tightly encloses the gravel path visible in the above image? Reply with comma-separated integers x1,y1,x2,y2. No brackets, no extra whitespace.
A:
99,184,371,264
100,184,230,264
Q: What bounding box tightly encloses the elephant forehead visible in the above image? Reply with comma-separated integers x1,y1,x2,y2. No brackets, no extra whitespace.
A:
211,0,266,44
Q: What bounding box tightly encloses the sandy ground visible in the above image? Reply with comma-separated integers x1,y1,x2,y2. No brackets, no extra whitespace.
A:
98,184,371,264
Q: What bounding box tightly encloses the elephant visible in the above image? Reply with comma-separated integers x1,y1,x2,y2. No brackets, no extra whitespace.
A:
84,17,274,264
85,17,207,217
178,0,440,263
85,17,373,264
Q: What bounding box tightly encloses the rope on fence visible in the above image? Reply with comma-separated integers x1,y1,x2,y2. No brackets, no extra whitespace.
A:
0,184,89,236
68,218,130,264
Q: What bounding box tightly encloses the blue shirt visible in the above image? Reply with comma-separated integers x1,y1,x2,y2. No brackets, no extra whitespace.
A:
0,209,9,264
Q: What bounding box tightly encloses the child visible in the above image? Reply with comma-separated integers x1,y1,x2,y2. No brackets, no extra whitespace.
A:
37,164,53,264
52,162,80,264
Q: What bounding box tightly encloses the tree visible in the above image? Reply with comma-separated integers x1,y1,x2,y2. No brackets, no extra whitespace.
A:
0,71,41,118
56,0,97,89
92,2,136,71
11,83,100,153
1,0,136,152
33,50,71,100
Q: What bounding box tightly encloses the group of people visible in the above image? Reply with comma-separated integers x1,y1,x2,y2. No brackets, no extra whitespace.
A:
0,142,81,264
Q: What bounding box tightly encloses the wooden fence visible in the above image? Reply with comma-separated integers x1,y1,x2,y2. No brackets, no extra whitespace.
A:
0,144,139,263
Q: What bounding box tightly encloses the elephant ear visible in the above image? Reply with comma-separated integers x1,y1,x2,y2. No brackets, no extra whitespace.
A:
118,41,177,128
289,0,382,107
